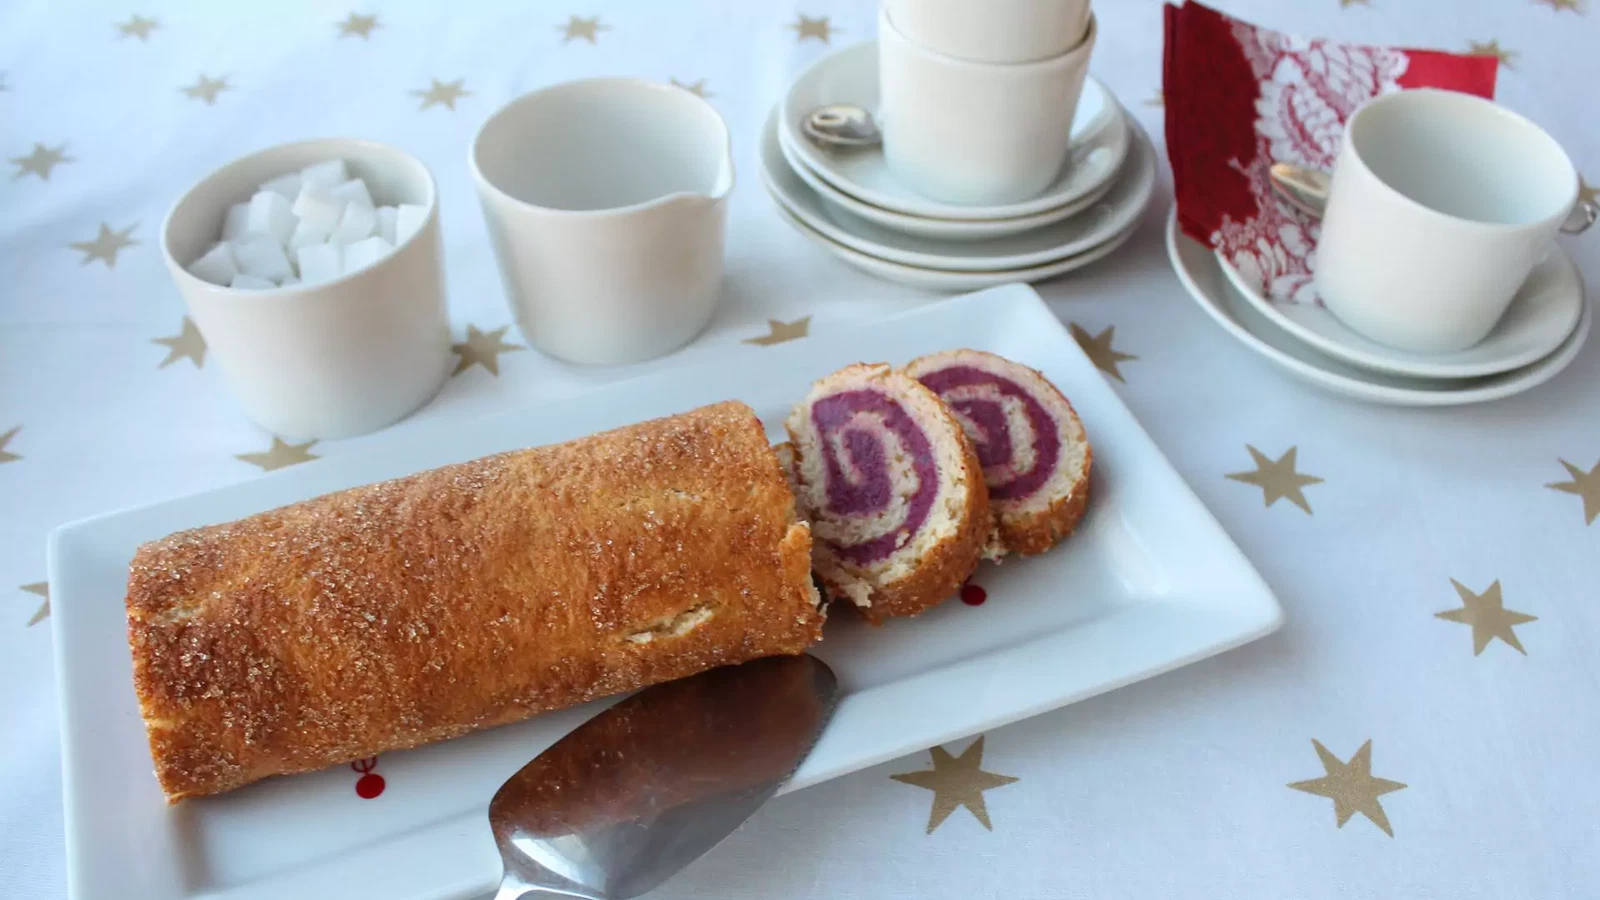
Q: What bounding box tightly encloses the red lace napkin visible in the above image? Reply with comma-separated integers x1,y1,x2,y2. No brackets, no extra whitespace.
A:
1163,1,1498,303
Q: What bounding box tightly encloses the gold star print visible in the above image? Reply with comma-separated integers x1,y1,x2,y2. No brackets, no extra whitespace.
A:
10,143,73,181
69,223,138,268
557,14,609,43
743,317,811,346
337,12,380,39
1579,177,1598,209
236,437,319,472
1467,40,1516,69
891,736,1018,833
671,78,713,98
1338,0,1370,7
152,317,206,369
1547,458,1600,525
117,14,159,41
1069,323,1137,382
19,583,49,628
1534,0,1582,11
0,426,20,464
1227,445,1323,514
0,72,8,91
1146,90,1164,107
789,15,836,43
181,74,230,105
412,78,470,111
1288,739,1407,836
1436,579,1536,656
452,325,525,375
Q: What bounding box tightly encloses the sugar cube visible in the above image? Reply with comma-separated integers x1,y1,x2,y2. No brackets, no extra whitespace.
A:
341,235,393,275
259,171,302,200
328,178,374,210
300,159,349,190
329,202,377,245
288,220,331,253
231,234,295,282
230,273,277,290
222,202,251,241
291,184,343,234
374,206,400,244
246,190,297,245
395,204,428,245
296,243,343,285
189,242,238,286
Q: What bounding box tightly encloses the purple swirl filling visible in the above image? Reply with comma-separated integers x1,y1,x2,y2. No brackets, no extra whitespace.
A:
810,389,939,564
916,366,1059,502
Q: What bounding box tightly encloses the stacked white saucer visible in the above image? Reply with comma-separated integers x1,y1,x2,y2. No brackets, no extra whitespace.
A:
764,41,1155,291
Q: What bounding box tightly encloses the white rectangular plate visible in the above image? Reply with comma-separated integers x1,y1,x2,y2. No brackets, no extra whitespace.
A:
52,284,1283,900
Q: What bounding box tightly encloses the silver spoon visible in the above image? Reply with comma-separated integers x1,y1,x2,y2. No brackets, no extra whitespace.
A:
1268,161,1596,234
488,654,838,900
801,103,882,151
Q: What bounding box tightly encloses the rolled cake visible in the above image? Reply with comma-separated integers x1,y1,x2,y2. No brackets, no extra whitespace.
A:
784,363,990,623
905,349,1091,556
125,401,822,802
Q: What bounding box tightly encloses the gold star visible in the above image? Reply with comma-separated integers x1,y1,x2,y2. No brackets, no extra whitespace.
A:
891,736,1018,833
1288,740,1407,836
1579,177,1598,209
117,14,159,41
412,77,469,111
0,72,8,92
69,222,139,268
19,582,49,627
452,324,525,375
181,74,230,105
1227,445,1323,514
670,78,713,98
10,143,73,181
1546,458,1600,525
1146,90,1164,107
1436,579,1537,656
0,426,20,464
743,316,811,346
152,317,206,369
1534,0,1582,11
337,12,380,39
1069,323,1137,382
789,15,836,43
1467,40,1516,69
236,437,319,472
557,14,609,43
1338,0,1370,7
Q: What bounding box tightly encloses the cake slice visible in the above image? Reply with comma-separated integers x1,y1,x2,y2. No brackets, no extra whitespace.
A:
784,363,991,623
904,349,1091,557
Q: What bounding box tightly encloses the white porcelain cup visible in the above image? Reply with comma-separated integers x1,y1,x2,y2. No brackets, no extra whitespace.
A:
1315,89,1583,354
885,0,1091,63
471,78,734,366
162,138,451,441
878,7,1096,206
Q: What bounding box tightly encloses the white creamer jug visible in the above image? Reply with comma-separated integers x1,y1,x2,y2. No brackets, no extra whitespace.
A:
471,78,734,365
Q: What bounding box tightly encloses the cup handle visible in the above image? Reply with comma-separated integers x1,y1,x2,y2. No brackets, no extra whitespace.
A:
1561,197,1597,235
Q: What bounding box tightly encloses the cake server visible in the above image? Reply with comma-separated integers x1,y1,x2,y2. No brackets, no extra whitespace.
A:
488,654,838,900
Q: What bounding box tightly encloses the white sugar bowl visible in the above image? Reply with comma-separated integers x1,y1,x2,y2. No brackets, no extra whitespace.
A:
161,138,451,441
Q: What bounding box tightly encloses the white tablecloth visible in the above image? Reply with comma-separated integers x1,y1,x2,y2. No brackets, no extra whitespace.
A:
3,1,1598,897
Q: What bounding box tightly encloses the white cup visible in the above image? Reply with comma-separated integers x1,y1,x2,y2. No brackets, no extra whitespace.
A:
1315,89,1583,353
162,139,451,441
885,0,1091,63
878,7,1096,206
470,78,734,366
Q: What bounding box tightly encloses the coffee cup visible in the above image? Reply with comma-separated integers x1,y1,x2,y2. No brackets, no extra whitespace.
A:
470,78,734,366
1314,89,1589,354
878,7,1096,206
884,0,1091,64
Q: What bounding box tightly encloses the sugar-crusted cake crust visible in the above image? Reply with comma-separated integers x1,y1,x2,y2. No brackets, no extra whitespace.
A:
126,401,822,802
784,363,990,624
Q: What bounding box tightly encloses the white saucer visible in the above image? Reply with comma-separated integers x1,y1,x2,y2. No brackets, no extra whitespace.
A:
1215,251,1584,379
779,40,1129,222
774,199,1139,292
762,107,1155,272
776,123,1116,241
1167,208,1590,406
